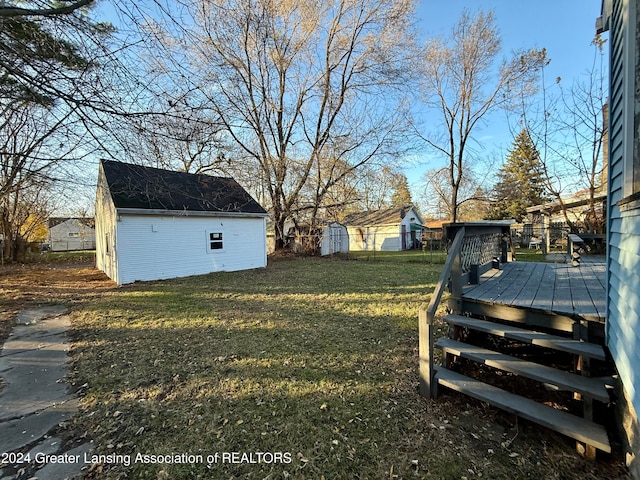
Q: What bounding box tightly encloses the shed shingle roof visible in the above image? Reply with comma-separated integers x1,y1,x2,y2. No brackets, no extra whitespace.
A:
101,160,267,215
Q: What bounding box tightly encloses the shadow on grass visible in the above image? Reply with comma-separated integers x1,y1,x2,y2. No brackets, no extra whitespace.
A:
65,257,629,480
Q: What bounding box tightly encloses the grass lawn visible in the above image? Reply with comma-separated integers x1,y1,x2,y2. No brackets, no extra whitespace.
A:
46,253,627,479
27,249,97,264
512,247,565,263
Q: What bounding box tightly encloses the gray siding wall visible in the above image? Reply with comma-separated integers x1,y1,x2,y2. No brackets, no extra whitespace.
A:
607,0,640,421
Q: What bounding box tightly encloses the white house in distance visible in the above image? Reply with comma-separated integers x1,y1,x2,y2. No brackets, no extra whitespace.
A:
95,160,268,285
48,217,96,251
343,205,424,252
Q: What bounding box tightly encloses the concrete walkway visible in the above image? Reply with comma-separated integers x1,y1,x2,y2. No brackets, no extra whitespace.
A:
0,306,90,480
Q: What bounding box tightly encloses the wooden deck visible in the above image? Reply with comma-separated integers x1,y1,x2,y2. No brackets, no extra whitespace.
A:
463,257,607,323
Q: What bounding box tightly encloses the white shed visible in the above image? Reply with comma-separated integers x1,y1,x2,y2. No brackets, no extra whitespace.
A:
95,160,268,285
343,205,424,252
320,222,349,255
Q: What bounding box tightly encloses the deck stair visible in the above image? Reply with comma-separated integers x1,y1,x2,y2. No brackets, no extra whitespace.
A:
443,314,607,361
418,224,613,458
435,367,611,453
434,313,613,455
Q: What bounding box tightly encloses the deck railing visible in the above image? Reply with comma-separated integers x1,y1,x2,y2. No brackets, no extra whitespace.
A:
418,221,513,399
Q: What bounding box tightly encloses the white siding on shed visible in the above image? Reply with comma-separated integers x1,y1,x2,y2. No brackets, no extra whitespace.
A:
95,160,268,285
347,224,399,251
320,223,349,255
115,214,266,285
95,175,118,282
344,206,423,252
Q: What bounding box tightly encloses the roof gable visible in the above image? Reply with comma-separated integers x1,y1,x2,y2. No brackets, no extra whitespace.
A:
48,217,95,229
100,160,267,215
343,205,422,226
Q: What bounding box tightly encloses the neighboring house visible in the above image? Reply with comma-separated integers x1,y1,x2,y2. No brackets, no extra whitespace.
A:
320,222,349,256
95,160,268,285
599,1,640,475
521,191,608,251
48,218,96,251
343,205,423,252
422,219,446,250
526,191,608,228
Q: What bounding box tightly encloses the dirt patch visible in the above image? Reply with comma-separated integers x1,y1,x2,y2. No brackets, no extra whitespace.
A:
0,261,115,346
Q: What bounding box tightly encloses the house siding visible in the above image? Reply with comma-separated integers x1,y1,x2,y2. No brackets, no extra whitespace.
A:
345,206,423,252
49,219,96,251
605,0,640,473
115,214,266,285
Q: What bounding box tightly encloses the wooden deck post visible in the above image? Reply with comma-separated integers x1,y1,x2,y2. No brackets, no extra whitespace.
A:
450,236,463,315
419,226,466,400
418,305,436,398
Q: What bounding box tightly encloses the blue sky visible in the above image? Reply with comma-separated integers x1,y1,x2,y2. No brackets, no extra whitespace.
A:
75,0,605,215
408,0,605,199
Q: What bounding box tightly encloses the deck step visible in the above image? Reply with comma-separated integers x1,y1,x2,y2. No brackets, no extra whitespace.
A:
443,314,606,361
435,367,611,453
435,338,610,402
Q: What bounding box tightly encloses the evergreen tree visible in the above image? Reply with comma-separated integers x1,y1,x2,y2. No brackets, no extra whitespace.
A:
0,1,111,106
486,130,548,222
389,170,412,207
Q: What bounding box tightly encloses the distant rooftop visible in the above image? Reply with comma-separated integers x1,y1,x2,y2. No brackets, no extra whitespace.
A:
343,205,422,226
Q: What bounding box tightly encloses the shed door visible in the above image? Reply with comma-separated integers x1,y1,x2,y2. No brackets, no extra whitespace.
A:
331,226,342,253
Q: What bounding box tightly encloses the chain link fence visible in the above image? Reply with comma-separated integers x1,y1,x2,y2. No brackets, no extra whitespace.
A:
267,229,446,256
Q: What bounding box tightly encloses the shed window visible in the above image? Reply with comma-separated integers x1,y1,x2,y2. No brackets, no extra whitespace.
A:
209,232,223,250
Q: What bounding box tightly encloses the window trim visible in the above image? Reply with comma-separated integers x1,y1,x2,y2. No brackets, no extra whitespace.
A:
206,230,225,253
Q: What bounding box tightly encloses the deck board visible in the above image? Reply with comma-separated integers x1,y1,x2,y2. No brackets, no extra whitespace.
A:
462,257,606,322
530,264,556,311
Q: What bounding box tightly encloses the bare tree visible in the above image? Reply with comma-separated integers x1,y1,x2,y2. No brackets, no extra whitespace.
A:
418,9,546,223
420,166,488,221
141,0,418,249
0,101,92,259
518,35,608,233
350,164,397,211
0,1,168,220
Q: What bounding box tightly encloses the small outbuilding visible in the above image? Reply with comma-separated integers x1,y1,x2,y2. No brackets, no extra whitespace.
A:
343,205,423,252
320,222,349,255
48,218,96,251
95,160,268,285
